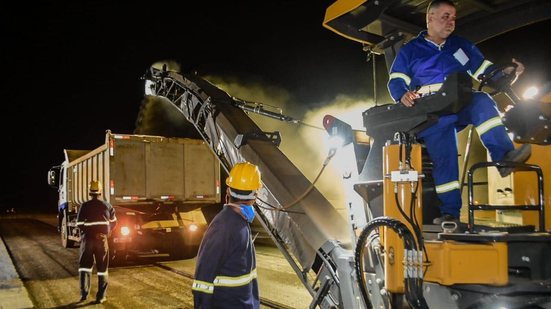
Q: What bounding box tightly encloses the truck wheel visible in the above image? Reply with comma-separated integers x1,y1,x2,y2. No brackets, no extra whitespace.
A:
110,251,126,267
61,214,76,248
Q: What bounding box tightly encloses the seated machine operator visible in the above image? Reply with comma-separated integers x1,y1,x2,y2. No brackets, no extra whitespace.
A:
387,0,531,224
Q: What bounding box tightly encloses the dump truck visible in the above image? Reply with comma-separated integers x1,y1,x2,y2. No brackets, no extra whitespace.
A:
47,130,221,261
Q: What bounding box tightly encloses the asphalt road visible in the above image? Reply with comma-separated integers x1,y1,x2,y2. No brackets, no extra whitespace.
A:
0,214,311,308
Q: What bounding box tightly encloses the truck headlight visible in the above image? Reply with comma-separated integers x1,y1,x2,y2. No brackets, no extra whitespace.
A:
189,224,198,232
120,226,130,236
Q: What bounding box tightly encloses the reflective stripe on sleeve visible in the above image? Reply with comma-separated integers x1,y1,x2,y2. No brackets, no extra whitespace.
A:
213,269,257,287
435,181,460,194
192,280,214,294
389,72,411,86
81,221,110,226
109,216,117,222
471,60,493,79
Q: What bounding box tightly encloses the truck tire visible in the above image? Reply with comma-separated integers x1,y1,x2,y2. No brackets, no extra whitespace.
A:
110,250,126,267
61,213,76,248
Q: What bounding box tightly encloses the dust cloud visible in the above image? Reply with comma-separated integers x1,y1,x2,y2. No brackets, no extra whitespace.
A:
139,60,378,216
134,95,202,139
135,60,203,138
151,60,181,72
208,75,376,215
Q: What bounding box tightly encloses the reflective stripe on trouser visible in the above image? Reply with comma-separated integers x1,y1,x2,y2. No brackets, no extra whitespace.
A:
465,93,514,161
96,273,108,301
418,91,513,218
192,269,257,294
79,271,91,298
79,235,110,300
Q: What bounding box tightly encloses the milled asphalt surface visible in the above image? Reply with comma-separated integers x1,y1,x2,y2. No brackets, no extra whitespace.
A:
0,232,34,309
0,213,60,309
0,213,312,309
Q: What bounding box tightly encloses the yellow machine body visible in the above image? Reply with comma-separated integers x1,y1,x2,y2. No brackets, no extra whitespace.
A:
423,240,508,286
513,144,551,231
323,0,369,44
382,143,511,292
382,143,423,293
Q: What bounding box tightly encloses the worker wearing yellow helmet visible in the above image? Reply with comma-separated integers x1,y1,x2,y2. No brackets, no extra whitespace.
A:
192,162,262,308
76,180,117,304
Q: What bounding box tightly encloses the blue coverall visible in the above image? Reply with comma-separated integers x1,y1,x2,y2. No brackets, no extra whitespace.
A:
192,206,259,309
387,30,514,218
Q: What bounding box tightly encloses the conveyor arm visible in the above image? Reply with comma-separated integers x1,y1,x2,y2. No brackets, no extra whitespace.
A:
143,67,367,308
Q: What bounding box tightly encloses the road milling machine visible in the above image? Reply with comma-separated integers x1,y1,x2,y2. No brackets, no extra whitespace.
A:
140,1,551,308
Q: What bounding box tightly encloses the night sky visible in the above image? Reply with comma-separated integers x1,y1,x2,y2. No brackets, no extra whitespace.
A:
3,1,551,213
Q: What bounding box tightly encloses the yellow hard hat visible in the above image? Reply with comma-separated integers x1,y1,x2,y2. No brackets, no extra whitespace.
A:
226,162,262,191
89,180,102,195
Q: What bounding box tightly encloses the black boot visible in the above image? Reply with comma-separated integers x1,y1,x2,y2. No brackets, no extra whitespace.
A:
96,273,108,304
79,271,91,301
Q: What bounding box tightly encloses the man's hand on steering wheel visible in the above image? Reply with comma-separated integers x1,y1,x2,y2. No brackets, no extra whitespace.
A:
478,58,525,93
503,58,525,83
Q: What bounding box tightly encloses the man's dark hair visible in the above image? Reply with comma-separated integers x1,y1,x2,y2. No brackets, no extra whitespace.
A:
427,0,455,13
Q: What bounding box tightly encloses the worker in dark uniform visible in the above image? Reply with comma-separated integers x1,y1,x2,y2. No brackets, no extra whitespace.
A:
192,162,262,309
77,180,117,304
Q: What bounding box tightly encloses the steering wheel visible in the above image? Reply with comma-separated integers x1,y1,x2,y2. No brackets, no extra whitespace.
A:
477,63,518,94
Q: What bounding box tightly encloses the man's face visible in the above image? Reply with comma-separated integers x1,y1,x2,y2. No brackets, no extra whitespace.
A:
428,4,456,40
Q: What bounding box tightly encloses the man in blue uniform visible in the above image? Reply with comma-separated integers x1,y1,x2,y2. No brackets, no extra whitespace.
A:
77,180,117,304
387,0,531,224
192,162,262,309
